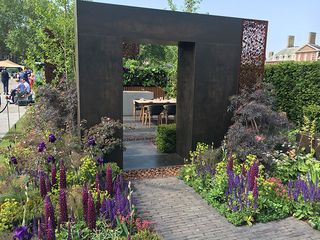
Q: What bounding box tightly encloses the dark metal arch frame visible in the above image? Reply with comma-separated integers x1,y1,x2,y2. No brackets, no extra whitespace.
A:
75,1,268,168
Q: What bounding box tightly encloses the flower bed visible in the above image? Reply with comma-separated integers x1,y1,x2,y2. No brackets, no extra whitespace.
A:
0,123,160,240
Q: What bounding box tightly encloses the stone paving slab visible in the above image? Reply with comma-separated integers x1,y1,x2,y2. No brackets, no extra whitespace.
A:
132,177,320,240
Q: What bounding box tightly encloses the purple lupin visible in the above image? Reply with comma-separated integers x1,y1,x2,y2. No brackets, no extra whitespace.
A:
96,189,101,215
38,219,43,240
95,172,100,191
59,160,67,189
40,171,47,198
44,195,56,230
87,193,96,229
67,221,72,240
82,184,88,222
51,163,57,187
46,217,56,240
253,178,258,209
106,164,113,196
45,174,52,193
59,188,68,224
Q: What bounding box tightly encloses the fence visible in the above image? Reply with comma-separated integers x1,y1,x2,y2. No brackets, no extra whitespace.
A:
123,86,165,99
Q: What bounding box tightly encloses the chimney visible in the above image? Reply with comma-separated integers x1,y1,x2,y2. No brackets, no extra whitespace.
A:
268,51,274,58
308,32,316,44
287,35,295,48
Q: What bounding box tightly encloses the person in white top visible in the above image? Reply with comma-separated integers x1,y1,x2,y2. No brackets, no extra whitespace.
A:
22,78,31,93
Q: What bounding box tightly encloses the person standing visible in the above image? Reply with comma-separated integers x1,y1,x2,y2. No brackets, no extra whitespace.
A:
1,68,10,95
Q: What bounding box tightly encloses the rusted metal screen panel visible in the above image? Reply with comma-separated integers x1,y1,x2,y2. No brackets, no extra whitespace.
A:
239,19,268,89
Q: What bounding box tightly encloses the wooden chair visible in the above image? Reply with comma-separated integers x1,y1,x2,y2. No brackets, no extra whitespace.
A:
144,104,164,127
133,100,142,121
161,104,176,124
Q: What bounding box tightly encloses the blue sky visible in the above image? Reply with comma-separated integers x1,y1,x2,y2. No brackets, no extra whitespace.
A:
95,0,320,53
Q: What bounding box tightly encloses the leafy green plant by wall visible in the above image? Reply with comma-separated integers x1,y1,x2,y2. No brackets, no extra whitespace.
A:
156,124,176,153
123,59,169,88
264,61,320,126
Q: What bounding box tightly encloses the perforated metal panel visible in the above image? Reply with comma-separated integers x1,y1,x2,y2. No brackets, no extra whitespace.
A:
239,19,268,89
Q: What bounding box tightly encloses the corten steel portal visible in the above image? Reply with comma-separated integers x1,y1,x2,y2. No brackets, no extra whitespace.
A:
75,1,268,168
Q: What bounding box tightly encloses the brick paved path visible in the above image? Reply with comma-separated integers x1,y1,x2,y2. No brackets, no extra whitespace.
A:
133,177,320,240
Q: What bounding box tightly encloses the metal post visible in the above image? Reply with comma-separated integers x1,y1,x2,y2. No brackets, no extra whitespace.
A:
18,103,20,119
6,100,10,131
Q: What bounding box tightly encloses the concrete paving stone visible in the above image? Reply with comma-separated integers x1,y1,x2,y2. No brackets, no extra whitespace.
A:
133,177,320,240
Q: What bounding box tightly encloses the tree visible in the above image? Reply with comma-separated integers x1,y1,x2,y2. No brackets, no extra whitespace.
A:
4,0,75,81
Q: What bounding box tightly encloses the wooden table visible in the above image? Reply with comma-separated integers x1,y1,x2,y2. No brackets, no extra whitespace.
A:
133,99,176,123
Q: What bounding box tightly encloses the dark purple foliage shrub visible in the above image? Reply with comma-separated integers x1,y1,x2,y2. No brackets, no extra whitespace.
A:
59,188,68,224
87,193,96,229
106,165,113,196
82,117,123,157
59,160,66,189
226,83,290,170
82,184,88,222
35,81,78,131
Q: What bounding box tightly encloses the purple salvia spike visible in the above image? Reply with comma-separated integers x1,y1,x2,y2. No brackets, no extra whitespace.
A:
59,160,67,189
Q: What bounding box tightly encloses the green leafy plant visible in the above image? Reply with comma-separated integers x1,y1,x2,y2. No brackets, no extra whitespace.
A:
156,124,176,153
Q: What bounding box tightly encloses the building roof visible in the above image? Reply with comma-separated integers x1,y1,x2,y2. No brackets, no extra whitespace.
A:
296,44,320,52
266,46,299,61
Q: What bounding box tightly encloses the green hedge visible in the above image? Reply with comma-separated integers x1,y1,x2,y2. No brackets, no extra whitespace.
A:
123,59,168,88
156,124,176,153
264,61,320,125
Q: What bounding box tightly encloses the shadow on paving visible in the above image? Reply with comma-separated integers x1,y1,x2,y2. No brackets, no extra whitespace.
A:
123,116,184,171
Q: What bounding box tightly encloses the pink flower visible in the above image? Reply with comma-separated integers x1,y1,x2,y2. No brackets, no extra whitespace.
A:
255,135,265,142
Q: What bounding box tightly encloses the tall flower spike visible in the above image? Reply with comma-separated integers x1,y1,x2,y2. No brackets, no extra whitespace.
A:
44,195,56,230
39,171,47,198
82,184,88,222
59,188,68,224
51,163,57,187
45,174,52,193
67,221,72,240
96,189,101,215
95,172,100,191
38,219,42,240
59,160,67,189
227,156,233,174
253,178,258,209
106,164,113,196
46,217,56,240
87,193,96,229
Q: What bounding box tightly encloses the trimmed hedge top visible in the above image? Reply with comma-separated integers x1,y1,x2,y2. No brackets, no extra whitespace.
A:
264,61,320,125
